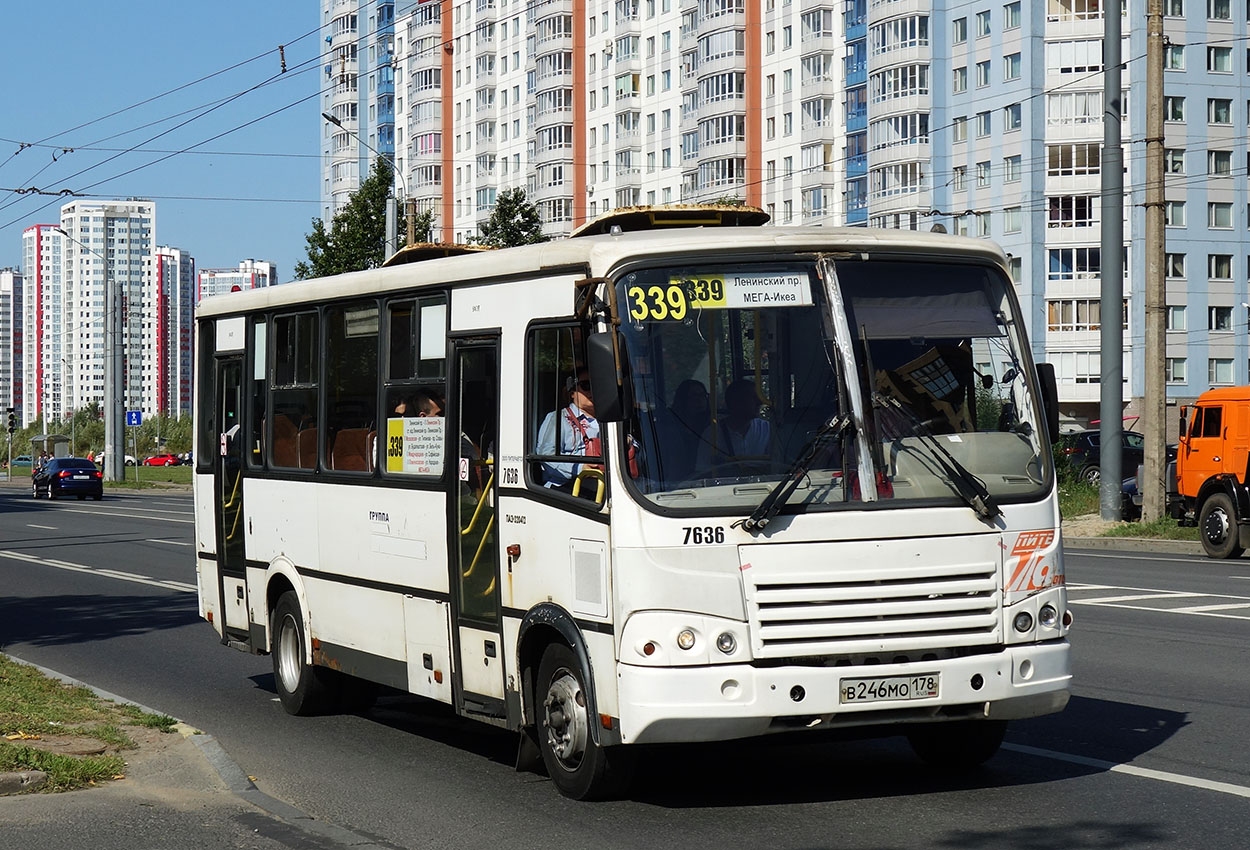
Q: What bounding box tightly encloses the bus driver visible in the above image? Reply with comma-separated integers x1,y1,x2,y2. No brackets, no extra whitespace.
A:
535,371,599,492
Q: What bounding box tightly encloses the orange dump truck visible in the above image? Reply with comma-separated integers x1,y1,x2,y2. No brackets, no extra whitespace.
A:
1176,386,1250,558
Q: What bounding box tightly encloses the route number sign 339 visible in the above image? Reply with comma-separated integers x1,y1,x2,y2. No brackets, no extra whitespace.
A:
625,272,812,322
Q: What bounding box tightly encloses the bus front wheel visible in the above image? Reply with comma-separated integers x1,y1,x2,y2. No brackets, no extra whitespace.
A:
271,592,336,716
907,719,1006,770
536,643,634,800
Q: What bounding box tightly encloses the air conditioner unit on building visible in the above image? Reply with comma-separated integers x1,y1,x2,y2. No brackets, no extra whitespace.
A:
604,40,614,56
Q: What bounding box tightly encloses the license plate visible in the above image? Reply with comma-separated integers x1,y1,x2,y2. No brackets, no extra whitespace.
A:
72,475,89,480
840,674,939,704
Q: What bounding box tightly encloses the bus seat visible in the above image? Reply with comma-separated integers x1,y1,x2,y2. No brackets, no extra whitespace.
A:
298,427,318,469
331,428,372,472
272,415,298,467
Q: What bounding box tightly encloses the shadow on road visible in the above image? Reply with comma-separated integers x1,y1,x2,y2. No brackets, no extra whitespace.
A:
0,592,199,648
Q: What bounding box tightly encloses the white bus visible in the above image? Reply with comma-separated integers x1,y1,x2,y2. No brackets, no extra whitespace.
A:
194,220,1071,799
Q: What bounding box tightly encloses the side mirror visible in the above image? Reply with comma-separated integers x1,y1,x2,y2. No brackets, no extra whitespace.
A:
1178,406,1187,440
586,331,630,423
1036,362,1059,443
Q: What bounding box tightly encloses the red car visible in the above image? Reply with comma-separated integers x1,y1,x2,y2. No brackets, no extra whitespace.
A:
142,453,181,466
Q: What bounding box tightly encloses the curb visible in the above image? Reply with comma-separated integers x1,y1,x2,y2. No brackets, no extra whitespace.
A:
0,653,395,848
1065,535,1203,555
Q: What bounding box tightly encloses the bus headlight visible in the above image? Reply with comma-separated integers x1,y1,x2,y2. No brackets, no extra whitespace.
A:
1013,611,1034,633
676,629,697,650
715,632,737,654
1038,604,1058,628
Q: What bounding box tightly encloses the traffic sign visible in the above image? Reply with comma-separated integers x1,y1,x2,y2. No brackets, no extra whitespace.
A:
126,410,142,427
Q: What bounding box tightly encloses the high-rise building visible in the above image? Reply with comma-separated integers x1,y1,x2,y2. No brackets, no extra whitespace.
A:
380,1,1247,419
321,0,404,222
154,247,196,418
0,268,21,419
197,259,279,303
20,224,63,427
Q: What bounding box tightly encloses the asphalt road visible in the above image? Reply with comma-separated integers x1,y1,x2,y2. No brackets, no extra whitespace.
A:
1,485,1248,849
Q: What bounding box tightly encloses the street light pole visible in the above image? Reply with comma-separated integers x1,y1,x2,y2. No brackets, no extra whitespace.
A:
60,356,75,455
54,225,123,482
322,112,411,252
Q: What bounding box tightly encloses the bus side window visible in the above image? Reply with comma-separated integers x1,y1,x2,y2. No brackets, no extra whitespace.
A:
326,302,379,473
526,324,598,495
249,318,267,467
382,295,448,477
271,311,320,470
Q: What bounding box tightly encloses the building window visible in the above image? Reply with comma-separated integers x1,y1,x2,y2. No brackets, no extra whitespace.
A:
977,160,991,186
1166,358,1187,384
1209,46,1232,72
976,10,991,36
1209,202,1233,228
1007,256,1022,282
1209,358,1233,385
1208,98,1232,124
1048,247,1101,281
1004,154,1021,182
1004,53,1021,81
1209,150,1233,175
976,60,990,87
1165,253,1186,277
1004,102,1022,130
952,165,967,191
1004,2,1021,29
1166,305,1187,331
1207,0,1231,20
1004,206,1022,233
1164,96,1185,121
976,111,991,136
1164,0,1184,13
1164,200,1186,227
1209,254,1233,280
1047,143,1100,176
1165,45,1185,70
953,18,967,43
953,116,968,142
1209,306,1234,331
1047,298,1126,332
953,66,967,92
1164,148,1185,174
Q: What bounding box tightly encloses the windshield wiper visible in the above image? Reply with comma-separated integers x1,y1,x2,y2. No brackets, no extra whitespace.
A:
740,414,853,531
873,393,1002,521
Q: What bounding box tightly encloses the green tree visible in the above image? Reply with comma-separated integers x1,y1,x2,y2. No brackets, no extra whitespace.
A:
409,206,435,243
294,156,400,279
478,188,548,248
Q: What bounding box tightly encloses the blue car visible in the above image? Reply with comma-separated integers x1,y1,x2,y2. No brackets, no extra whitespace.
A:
32,457,104,500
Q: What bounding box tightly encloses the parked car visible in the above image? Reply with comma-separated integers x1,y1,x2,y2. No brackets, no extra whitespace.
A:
9,455,32,468
32,457,104,500
96,452,137,467
1058,429,1162,486
142,453,181,466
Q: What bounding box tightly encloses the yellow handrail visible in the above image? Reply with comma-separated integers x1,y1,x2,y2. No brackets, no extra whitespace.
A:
460,462,495,537
572,467,606,504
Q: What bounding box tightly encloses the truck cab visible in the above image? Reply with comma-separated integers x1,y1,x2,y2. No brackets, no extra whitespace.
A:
1177,386,1250,558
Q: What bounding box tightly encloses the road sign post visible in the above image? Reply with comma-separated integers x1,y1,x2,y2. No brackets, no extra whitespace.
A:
126,411,142,482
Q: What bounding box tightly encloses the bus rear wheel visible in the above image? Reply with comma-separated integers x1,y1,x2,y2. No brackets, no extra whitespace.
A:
536,643,634,800
271,592,336,716
907,719,1007,770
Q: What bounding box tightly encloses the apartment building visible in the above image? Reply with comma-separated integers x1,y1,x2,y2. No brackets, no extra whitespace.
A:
20,224,63,427
321,0,405,222
371,0,1250,417
0,268,21,417
197,259,279,303
154,247,196,418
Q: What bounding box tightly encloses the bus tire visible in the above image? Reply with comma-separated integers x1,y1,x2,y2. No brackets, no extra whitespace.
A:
1199,493,1244,559
271,592,336,716
536,643,634,800
907,719,1006,770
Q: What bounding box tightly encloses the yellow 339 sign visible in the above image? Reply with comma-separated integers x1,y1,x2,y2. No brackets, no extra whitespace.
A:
626,276,726,322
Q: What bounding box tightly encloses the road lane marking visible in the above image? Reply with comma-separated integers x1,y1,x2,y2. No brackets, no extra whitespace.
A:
145,538,193,546
1004,743,1250,799
1066,551,1214,566
52,508,193,524
26,524,57,530
1170,602,1250,613
1067,582,1250,620
1074,592,1205,604
0,550,196,592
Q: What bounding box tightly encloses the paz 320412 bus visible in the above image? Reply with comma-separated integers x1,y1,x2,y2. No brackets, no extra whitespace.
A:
194,214,1071,799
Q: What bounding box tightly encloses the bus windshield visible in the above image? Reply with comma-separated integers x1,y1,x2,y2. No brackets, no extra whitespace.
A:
616,256,1047,515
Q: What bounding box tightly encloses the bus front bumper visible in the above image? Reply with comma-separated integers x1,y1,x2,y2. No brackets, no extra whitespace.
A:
615,640,1070,745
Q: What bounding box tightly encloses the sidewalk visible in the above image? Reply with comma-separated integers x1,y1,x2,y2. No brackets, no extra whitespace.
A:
1061,514,1202,556
0,662,396,850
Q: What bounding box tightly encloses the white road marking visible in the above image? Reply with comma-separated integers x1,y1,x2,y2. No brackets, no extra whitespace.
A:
1074,592,1204,604
26,524,57,530
1066,582,1250,620
54,508,193,524
0,550,195,592
145,538,193,547
1004,743,1250,800
1067,551,1214,566
1170,602,1250,614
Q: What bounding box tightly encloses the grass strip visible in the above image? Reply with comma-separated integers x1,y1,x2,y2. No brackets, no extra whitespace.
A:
0,744,127,792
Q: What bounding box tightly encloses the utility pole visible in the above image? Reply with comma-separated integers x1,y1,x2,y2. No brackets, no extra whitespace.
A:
1099,2,1124,520
1141,0,1167,522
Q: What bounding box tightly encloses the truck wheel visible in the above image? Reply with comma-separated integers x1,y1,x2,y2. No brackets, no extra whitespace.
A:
271,592,337,715
907,720,1007,770
536,643,635,800
1199,493,1244,559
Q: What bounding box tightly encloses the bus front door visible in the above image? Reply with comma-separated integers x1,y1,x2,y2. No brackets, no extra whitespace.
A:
451,339,505,717
214,355,250,643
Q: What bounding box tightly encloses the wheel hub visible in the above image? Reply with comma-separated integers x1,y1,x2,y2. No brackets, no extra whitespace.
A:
1204,508,1231,544
277,615,301,693
543,671,588,767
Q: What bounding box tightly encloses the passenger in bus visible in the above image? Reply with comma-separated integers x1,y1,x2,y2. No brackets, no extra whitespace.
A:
655,379,710,482
535,371,599,492
695,379,771,471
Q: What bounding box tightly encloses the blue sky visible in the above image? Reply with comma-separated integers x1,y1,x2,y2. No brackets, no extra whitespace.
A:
0,2,325,281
